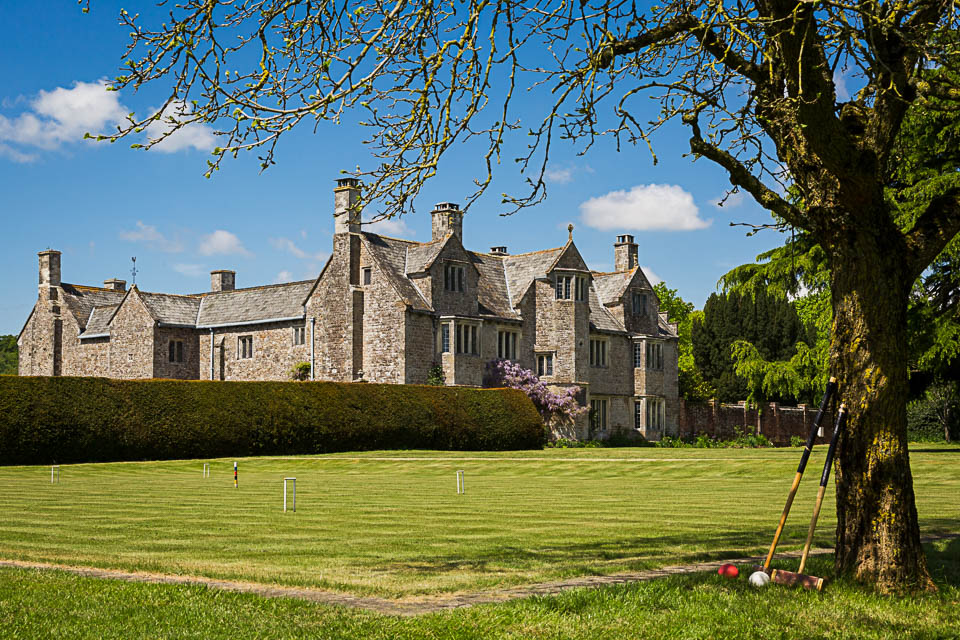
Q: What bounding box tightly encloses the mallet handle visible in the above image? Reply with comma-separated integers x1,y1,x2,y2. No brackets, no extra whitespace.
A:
763,377,837,571
798,404,847,574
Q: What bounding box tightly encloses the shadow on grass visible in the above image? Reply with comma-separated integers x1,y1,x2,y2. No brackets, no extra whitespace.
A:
909,448,960,454
925,536,960,588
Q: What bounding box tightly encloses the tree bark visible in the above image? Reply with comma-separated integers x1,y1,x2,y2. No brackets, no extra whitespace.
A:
829,219,936,593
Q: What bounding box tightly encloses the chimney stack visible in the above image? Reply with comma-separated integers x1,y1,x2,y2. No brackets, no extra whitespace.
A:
210,270,236,292
431,202,463,242
614,234,638,271
334,177,361,234
103,278,127,292
490,246,508,255
38,250,62,288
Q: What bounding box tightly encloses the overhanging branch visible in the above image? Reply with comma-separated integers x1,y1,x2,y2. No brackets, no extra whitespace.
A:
906,188,960,278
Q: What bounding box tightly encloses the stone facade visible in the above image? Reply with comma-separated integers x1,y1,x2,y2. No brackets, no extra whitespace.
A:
18,180,680,440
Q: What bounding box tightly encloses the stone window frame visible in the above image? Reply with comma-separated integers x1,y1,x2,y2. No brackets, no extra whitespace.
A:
497,328,519,361
455,320,480,355
554,271,589,302
362,267,372,285
439,323,451,353
643,396,665,431
590,397,608,433
536,351,554,377
238,335,254,359
633,340,644,369
646,340,663,370
292,326,306,346
168,340,184,364
443,262,465,292
589,337,608,368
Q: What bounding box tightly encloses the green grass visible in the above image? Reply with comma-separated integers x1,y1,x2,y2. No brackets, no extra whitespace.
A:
2,540,959,639
0,445,957,599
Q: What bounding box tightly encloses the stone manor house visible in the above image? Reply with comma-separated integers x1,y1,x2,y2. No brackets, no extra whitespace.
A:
18,179,679,439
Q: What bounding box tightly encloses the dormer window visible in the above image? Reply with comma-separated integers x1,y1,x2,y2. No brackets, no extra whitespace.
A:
556,275,587,301
444,263,465,292
632,291,647,315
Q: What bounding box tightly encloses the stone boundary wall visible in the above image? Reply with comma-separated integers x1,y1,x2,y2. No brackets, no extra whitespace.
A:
678,399,835,446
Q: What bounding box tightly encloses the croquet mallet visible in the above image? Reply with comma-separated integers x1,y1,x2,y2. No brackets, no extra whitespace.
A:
771,403,848,591
762,377,837,573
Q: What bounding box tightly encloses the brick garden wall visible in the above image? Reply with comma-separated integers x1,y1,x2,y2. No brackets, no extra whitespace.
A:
678,399,834,446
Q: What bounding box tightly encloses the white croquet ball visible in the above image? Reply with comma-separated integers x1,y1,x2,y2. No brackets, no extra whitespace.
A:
749,571,771,588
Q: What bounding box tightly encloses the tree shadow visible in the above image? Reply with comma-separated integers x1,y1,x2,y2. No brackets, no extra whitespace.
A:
925,535,960,588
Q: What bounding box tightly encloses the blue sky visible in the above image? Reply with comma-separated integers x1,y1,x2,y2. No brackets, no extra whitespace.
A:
0,2,783,336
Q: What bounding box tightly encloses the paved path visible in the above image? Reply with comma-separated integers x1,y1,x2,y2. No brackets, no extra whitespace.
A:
2,533,957,617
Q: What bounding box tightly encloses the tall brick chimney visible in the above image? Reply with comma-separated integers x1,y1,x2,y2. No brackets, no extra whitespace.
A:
38,250,61,288
614,234,638,271
103,278,127,291
431,202,463,242
334,177,361,234
210,270,236,292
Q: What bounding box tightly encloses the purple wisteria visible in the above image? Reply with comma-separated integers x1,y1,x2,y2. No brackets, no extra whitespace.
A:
482,359,588,423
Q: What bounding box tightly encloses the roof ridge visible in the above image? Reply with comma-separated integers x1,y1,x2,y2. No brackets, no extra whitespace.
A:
197,280,314,296
362,231,423,246
503,246,563,258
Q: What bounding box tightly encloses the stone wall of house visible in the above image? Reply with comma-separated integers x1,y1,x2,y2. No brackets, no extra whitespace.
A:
430,242,479,317
310,233,359,381
360,265,407,384
202,321,308,381
585,333,634,396
108,294,156,379
69,336,110,377
532,279,588,384
678,399,834,446
154,326,201,380
404,311,436,384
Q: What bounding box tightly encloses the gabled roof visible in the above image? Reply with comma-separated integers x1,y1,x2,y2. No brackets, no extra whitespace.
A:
197,280,313,327
139,291,202,326
657,312,680,339
588,286,626,333
469,251,517,318
592,268,638,305
80,305,119,337
361,233,432,311
59,283,127,330
404,239,446,274
502,247,564,305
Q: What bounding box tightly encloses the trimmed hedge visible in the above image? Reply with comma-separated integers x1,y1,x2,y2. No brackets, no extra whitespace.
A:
0,376,545,465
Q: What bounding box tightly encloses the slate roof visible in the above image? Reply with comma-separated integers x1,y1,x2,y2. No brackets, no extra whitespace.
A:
658,312,680,339
404,240,445,274
592,269,635,305
80,305,119,337
360,233,432,311
196,281,314,326
60,284,127,330
588,287,626,333
502,248,563,305
140,291,202,326
469,251,517,319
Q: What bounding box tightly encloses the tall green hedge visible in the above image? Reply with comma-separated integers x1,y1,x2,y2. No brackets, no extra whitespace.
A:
0,377,545,465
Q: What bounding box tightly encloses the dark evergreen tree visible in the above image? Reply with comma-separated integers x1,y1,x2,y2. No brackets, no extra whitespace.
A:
692,290,806,402
0,336,17,376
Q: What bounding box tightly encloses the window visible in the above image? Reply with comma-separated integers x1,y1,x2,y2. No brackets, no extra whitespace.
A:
537,353,553,377
556,274,588,301
293,326,306,346
455,322,480,354
444,263,465,292
555,275,572,300
646,342,663,370
168,340,184,363
589,338,607,367
362,267,372,285
591,398,608,432
441,323,451,353
646,397,665,430
633,342,644,368
497,330,518,360
635,401,643,430
239,336,254,359
632,292,647,315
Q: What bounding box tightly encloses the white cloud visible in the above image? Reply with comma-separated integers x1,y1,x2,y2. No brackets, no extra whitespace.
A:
363,216,414,237
119,221,184,253
0,79,127,152
710,191,745,209
143,100,216,153
580,184,711,231
173,263,205,277
269,237,325,261
544,166,574,184
199,230,252,257
274,270,294,284
0,143,36,163
641,266,662,285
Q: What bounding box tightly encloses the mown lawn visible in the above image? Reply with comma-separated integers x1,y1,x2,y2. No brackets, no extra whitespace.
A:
0,446,956,599
1,540,959,639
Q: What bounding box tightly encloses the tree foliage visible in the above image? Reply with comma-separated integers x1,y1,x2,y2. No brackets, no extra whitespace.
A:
482,359,587,424
653,282,713,401
91,0,960,591
0,336,17,376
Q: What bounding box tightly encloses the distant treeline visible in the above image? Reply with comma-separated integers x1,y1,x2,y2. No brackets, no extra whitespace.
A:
0,335,16,375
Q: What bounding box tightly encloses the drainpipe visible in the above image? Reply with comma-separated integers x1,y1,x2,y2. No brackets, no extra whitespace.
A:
209,328,214,380
310,317,316,380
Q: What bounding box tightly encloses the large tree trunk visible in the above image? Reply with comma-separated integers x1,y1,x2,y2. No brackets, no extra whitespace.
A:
829,222,936,593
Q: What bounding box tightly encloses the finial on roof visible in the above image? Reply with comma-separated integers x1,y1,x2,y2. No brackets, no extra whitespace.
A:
567,224,574,241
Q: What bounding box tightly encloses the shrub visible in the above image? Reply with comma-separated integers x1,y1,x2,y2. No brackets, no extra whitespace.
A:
482,359,588,424
790,435,806,447
0,377,545,465
289,362,311,381
425,363,445,386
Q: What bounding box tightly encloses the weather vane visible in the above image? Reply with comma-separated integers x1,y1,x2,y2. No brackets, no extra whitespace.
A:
131,257,138,286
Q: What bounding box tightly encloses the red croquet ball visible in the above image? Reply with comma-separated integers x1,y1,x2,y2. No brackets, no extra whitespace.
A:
718,564,739,579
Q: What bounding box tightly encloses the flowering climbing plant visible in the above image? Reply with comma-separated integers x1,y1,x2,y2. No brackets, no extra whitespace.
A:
482,359,588,423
